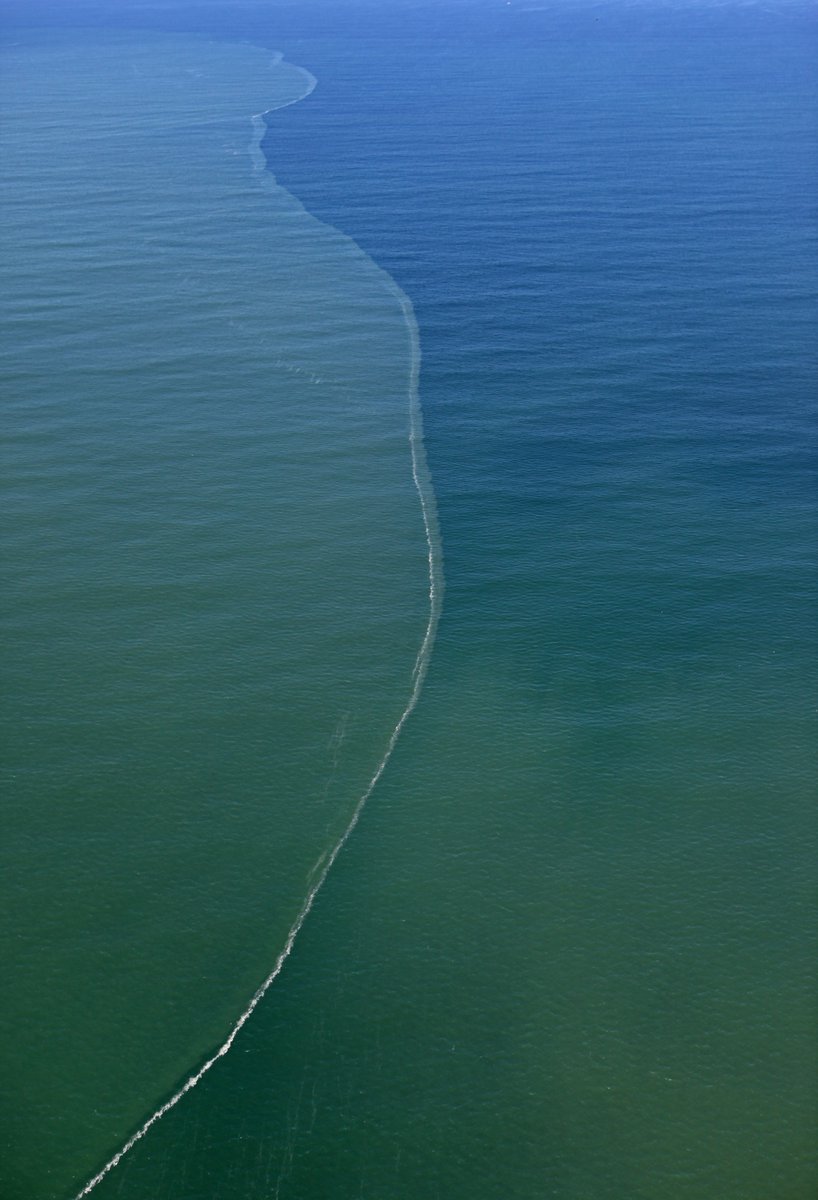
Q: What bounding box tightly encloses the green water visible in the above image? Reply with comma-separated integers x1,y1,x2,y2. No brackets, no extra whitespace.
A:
1,33,438,1197
2,16,815,1200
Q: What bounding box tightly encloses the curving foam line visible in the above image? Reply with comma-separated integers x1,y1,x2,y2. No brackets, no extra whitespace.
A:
74,54,443,1199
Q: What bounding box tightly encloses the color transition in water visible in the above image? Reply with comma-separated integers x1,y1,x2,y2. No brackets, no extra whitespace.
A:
1,4,816,1199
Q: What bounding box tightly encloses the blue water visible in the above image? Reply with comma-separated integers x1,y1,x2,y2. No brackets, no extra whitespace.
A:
1,3,816,1198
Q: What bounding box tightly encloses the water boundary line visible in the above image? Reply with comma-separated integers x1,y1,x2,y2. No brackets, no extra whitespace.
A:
75,54,442,1199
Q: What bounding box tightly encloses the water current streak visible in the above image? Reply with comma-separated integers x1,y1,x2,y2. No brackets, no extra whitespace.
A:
74,58,443,1200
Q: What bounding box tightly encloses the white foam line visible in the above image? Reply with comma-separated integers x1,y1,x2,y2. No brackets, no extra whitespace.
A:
75,57,442,1200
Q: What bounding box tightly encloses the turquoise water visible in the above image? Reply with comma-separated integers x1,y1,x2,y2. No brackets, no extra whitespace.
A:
1,5,816,1199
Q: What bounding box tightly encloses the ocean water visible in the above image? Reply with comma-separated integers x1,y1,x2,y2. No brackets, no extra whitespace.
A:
1,4,816,1199
1,29,439,1196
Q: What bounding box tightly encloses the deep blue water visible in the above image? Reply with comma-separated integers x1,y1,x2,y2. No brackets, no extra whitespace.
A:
2,3,816,1197
263,31,816,664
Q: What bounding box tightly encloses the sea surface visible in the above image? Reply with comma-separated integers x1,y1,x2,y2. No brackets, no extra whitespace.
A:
1,4,816,1199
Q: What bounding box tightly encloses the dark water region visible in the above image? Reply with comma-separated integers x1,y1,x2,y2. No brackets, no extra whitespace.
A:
2,3,816,1199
